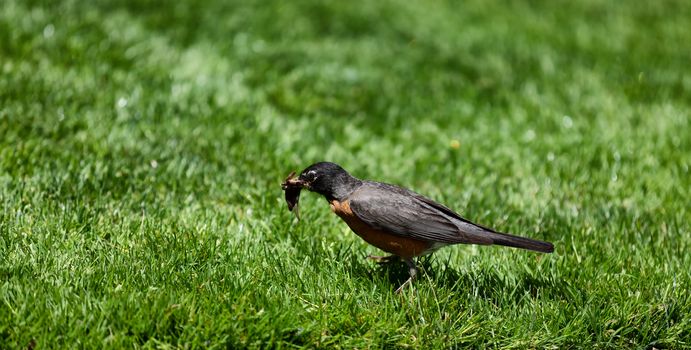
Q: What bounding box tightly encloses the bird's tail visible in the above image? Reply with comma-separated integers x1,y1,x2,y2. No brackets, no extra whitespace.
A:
487,231,554,253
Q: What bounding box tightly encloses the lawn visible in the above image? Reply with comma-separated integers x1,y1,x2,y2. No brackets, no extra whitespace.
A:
1,0,689,348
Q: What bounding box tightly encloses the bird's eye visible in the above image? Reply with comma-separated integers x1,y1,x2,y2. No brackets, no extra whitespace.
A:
301,170,318,181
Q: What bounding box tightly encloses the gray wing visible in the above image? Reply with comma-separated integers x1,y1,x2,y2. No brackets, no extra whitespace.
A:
348,182,494,245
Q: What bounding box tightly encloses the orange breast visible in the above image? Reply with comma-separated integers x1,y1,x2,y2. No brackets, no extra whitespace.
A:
329,199,432,258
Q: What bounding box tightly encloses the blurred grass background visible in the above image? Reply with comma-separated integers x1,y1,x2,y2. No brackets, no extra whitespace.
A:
1,0,689,348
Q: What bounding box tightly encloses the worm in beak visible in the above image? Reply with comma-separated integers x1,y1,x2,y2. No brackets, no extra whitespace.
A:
281,171,305,219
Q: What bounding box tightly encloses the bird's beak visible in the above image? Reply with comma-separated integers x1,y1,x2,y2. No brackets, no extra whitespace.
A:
281,171,307,220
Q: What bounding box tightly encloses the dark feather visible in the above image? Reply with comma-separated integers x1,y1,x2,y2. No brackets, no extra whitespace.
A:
349,182,493,245
348,181,554,253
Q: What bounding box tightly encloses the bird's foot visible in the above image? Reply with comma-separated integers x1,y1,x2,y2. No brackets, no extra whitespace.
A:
366,254,399,264
395,258,419,294
395,277,414,294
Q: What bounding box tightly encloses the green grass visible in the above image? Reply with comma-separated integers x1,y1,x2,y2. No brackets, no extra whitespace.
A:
1,0,690,348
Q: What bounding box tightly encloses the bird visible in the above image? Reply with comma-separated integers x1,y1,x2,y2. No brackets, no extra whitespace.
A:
281,161,554,293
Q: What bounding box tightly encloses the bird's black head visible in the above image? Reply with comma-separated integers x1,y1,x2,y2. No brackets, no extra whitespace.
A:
297,162,361,201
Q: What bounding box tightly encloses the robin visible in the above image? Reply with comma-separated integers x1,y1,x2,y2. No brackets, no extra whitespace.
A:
281,162,554,293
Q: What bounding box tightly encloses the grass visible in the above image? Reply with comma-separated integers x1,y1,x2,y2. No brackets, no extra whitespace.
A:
1,0,689,348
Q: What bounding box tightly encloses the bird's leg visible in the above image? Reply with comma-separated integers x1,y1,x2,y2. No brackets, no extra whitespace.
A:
395,258,418,294
366,254,399,264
